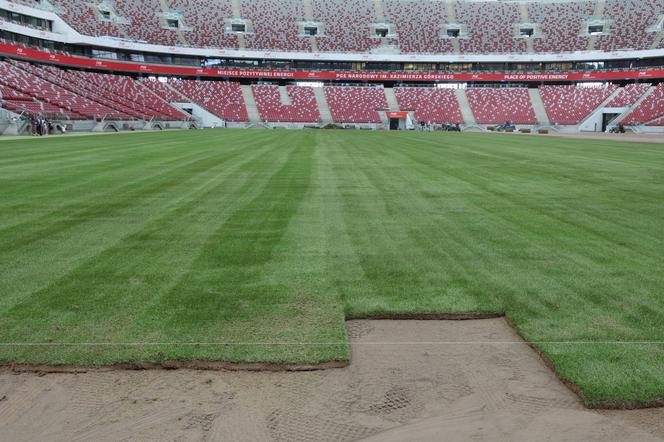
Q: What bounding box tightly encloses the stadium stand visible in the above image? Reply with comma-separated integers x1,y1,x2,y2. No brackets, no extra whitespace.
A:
527,1,595,53
465,88,537,124
324,86,388,123
455,1,526,54
393,87,464,124
75,72,186,120
168,79,249,122
166,0,239,48
539,84,618,125
241,0,310,51
311,0,381,52
48,0,123,38
9,0,664,53
140,78,192,103
383,0,454,54
0,83,50,116
14,61,186,120
252,85,321,123
647,115,664,126
0,59,191,120
115,0,180,46
606,84,652,107
0,60,122,119
596,0,663,51
622,83,664,125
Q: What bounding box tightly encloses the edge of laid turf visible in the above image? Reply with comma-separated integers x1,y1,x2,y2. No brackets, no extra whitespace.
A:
501,316,664,411
3,312,663,411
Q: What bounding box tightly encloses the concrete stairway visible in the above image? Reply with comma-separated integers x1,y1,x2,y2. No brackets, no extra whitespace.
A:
384,88,400,111
231,0,245,49
303,0,314,19
652,30,663,49
587,0,606,50
446,2,460,53
313,87,333,124
528,88,550,125
278,86,292,105
519,3,535,53
241,85,261,123
455,89,476,125
373,0,386,22
302,0,318,51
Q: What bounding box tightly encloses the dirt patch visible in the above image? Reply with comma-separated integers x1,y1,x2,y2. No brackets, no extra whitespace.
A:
1,319,662,442
352,312,503,320
541,132,664,144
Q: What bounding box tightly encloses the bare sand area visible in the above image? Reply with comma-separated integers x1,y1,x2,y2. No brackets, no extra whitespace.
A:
1,319,662,441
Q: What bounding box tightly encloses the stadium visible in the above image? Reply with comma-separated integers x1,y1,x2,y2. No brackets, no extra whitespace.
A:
0,0,663,440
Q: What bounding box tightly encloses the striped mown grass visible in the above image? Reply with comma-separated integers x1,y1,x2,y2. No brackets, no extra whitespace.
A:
0,129,663,406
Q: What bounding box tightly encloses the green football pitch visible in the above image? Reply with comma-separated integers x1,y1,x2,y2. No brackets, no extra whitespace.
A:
0,129,663,407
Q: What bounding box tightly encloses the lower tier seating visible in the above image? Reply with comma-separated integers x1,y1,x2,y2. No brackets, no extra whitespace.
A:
252,85,321,123
394,87,464,124
465,88,537,124
324,86,388,123
606,84,651,107
167,79,249,122
539,85,618,125
621,84,664,125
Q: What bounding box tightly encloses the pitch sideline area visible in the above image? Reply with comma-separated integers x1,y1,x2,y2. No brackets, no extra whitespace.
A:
0,129,663,408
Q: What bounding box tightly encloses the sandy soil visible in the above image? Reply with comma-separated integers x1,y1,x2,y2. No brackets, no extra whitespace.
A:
541,132,664,144
1,319,662,442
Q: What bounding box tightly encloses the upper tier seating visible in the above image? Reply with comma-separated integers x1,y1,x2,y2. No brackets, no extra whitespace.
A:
455,1,526,54
465,88,537,124
167,79,249,121
393,87,463,124
621,83,664,125
383,0,454,54
115,0,180,45
10,0,664,53
166,0,239,48
606,84,652,107
252,85,321,122
312,0,380,52
539,84,618,125
324,86,388,123
596,0,663,51
528,1,595,53
241,0,310,51
50,0,122,38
